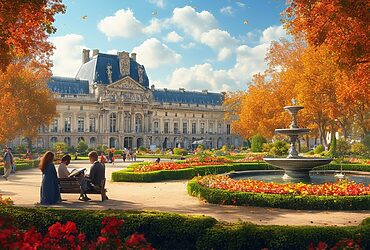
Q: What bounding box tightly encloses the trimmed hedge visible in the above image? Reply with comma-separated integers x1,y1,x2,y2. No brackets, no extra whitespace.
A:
0,206,368,250
0,159,39,173
187,178,370,210
111,163,276,182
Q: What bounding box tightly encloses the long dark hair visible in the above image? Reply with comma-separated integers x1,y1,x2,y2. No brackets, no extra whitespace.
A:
39,151,54,172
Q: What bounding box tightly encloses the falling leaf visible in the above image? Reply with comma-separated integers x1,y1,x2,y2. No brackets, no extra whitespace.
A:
81,15,87,20
151,11,157,16
243,19,249,25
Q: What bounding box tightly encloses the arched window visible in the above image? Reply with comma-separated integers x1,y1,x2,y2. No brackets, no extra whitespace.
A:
78,137,85,143
50,137,58,144
89,137,96,148
110,113,117,132
135,114,143,133
64,137,71,146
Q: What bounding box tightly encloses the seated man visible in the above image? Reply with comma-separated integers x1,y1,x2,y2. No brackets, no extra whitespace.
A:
58,155,71,178
79,151,105,201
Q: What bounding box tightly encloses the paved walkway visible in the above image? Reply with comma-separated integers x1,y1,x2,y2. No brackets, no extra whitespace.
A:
1,159,369,226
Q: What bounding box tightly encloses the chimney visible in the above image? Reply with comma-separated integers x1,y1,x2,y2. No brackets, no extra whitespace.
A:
151,84,155,90
92,49,99,57
117,51,130,76
202,89,208,94
130,53,137,61
82,49,90,64
179,88,185,92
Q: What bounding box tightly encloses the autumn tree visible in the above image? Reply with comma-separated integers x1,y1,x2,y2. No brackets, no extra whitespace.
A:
0,0,65,70
0,64,57,144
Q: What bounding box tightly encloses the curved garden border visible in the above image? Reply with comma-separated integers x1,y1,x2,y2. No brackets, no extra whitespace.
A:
111,162,370,182
111,162,276,182
187,177,370,210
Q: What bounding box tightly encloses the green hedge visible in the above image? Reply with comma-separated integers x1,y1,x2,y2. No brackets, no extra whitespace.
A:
188,178,370,210
0,206,368,250
111,163,276,182
0,160,39,173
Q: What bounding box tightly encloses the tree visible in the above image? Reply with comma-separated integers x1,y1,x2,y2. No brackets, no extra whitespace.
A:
52,141,68,153
77,140,89,154
251,134,267,152
0,63,57,143
0,0,65,71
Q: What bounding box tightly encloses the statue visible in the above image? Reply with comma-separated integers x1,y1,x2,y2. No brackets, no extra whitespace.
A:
107,64,113,84
291,98,297,105
138,65,144,84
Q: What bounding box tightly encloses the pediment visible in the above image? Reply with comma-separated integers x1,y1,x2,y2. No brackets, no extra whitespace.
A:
108,76,145,91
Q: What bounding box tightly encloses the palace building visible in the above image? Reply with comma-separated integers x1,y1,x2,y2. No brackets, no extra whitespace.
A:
23,49,242,150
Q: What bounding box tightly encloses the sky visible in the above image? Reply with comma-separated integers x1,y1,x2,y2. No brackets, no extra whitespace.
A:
50,0,289,92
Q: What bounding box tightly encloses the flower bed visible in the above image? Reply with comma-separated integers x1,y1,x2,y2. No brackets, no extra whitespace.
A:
188,176,370,210
0,206,369,250
0,215,154,249
133,157,230,173
0,159,39,173
112,162,275,182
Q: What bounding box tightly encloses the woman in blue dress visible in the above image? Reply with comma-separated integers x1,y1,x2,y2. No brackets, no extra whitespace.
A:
39,151,61,205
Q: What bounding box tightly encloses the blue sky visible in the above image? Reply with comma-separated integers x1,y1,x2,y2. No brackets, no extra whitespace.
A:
50,0,288,91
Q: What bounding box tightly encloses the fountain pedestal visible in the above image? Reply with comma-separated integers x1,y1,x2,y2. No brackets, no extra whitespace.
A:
263,105,332,179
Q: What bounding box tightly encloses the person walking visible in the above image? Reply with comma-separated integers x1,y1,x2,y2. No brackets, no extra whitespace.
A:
39,151,61,205
121,150,126,162
2,147,14,181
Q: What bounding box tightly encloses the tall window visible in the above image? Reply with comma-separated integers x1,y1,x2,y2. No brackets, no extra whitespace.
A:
110,113,117,132
124,112,131,132
135,114,142,133
154,121,159,134
200,123,205,134
209,123,214,134
64,137,71,146
64,117,71,132
226,124,231,135
77,117,84,132
164,122,169,133
174,122,179,134
182,122,188,134
192,123,196,134
89,117,96,132
50,119,58,133
218,123,222,134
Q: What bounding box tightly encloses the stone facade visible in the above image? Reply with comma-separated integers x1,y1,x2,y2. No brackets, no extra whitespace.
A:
12,50,242,150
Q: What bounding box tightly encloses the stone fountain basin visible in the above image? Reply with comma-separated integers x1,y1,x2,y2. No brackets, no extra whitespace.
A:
275,128,310,136
263,157,332,178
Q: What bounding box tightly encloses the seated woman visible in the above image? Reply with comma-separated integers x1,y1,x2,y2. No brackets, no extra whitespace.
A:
39,151,61,205
58,154,71,178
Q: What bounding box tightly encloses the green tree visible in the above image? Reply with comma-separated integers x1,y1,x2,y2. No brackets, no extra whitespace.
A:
77,140,88,154
328,136,337,158
251,134,267,152
52,142,67,153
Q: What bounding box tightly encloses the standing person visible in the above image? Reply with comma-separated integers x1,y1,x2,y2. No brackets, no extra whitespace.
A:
133,149,137,162
39,151,61,205
121,150,126,162
108,149,114,163
58,154,71,178
129,148,133,161
79,151,105,201
2,147,13,181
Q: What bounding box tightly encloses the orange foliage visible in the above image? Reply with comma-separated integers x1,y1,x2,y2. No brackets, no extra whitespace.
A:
0,63,57,143
0,0,65,71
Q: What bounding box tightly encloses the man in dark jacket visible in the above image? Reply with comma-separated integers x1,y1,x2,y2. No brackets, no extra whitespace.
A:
79,151,105,201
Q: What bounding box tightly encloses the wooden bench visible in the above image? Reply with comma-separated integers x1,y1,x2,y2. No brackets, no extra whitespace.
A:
58,177,108,201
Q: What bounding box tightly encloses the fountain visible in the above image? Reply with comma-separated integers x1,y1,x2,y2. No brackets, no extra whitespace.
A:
263,102,332,179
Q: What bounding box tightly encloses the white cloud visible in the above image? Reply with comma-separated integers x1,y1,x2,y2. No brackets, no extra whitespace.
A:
200,29,238,61
220,6,234,16
165,31,183,43
106,49,118,55
50,34,86,77
148,0,164,8
171,6,217,40
180,42,196,49
98,9,143,39
236,2,246,8
132,38,181,69
159,63,233,91
143,18,162,34
259,25,287,44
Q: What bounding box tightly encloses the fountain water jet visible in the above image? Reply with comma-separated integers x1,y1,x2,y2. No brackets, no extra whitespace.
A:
263,104,332,179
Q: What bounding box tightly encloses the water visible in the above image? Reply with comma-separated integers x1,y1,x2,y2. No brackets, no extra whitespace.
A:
231,171,370,185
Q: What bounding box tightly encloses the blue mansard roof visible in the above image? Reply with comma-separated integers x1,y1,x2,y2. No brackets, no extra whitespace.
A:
75,53,149,88
152,89,224,105
48,77,89,95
